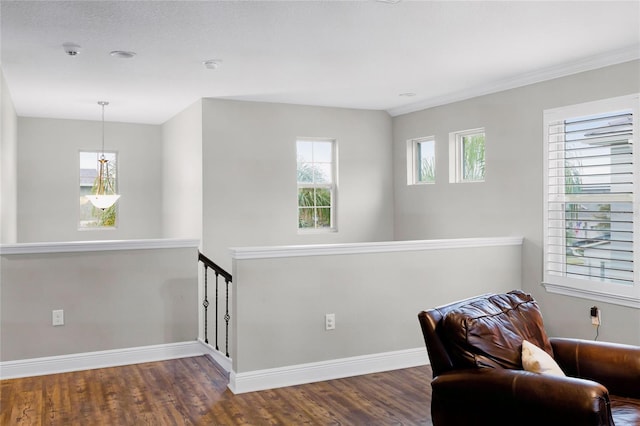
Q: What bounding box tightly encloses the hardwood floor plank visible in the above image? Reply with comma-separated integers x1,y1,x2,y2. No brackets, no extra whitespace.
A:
347,370,430,423
1,356,433,425
42,372,66,425
12,391,40,425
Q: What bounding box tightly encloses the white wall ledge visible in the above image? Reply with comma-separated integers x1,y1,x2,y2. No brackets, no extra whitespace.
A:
231,236,523,260
0,238,200,255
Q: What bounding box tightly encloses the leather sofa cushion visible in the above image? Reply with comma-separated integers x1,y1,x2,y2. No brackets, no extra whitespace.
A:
441,291,553,369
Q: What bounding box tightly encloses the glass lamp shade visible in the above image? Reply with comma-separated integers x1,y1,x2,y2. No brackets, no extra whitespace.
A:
86,194,120,210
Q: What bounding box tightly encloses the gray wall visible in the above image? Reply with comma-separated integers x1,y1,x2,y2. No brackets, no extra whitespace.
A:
17,117,163,242
3,58,639,367
232,242,521,372
1,70,17,243
392,60,640,344
202,99,394,271
1,246,198,361
161,99,203,240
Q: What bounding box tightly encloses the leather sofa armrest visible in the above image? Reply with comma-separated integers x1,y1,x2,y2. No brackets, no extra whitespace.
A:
431,369,612,426
551,338,640,398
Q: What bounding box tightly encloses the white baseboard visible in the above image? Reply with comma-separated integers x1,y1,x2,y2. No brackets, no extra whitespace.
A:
0,340,207,380
229,347,429,394
197,338,233,373
1,342,428,395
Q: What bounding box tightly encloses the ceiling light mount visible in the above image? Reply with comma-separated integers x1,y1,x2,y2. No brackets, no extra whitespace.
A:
202,59,222,70
110,50,136,59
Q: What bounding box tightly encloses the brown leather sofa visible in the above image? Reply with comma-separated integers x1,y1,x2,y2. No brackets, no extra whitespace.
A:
418,290,640,425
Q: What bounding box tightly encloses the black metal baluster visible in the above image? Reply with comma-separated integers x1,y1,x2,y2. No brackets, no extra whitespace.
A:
215,272,219,351
198,251,232,358
203,264,209,344
225,278,231,357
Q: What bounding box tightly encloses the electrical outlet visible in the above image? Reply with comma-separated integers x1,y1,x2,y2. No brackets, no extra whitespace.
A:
590,306,601,326
325,313,335,330
52,309,64,326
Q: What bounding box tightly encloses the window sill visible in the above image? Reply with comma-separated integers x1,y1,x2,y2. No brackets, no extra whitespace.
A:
297,228,338,235
408,181,435,186
78,226,118,231
451,179,485,184
542,281,640,309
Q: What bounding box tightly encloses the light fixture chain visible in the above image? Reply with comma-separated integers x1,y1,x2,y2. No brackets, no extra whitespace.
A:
98,100,109,159
101,102,105,156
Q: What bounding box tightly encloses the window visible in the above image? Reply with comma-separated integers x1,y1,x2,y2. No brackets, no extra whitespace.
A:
296,139,336,231
79,151,118,229
407,137,436,184
543,94,640,307
449,128,485,183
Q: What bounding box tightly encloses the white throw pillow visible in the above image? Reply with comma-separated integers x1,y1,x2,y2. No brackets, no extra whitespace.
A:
521,340,565,377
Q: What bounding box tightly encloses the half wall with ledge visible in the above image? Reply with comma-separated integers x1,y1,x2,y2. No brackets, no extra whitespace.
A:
228,236,523,393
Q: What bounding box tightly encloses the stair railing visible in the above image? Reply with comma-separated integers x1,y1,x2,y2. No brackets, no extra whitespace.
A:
198,251,232,358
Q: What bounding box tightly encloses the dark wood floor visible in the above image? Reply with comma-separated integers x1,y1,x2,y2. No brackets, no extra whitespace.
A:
1,355,433,425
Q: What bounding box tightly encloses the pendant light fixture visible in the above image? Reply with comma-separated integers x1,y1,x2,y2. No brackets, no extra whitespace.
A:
86,101,120,210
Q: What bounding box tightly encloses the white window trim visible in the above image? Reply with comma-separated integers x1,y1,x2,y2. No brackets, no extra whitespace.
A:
297,137,338,233
542,93,640,308
448,127,485,183
407,136,436,185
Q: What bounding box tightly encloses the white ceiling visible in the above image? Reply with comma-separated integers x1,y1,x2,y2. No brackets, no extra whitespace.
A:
1,1,639,125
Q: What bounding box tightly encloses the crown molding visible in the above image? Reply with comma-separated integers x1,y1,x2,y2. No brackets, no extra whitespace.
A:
388,45,640,117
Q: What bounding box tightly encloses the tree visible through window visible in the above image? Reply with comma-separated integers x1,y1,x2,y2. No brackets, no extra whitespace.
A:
449,128,485,183
79,151,118,228
462,133,485,181
297,139,336,230
409,137,436,184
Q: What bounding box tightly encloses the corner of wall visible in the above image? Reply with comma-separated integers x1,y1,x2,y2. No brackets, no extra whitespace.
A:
1,68,19,243
160,99,203,241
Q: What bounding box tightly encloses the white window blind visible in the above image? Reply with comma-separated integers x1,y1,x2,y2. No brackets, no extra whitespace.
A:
543,94,640,306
